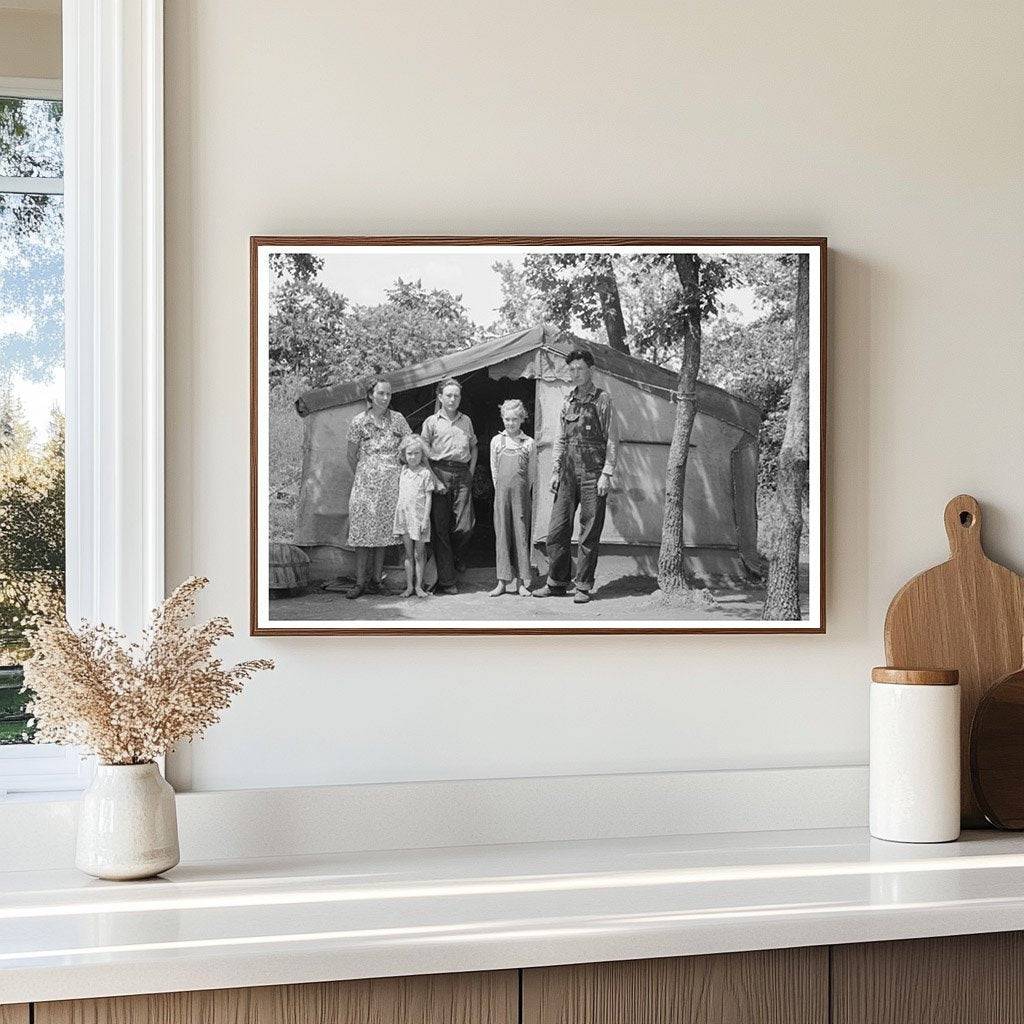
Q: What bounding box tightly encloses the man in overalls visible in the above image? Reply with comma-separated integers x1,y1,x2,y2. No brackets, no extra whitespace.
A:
534,348,619,604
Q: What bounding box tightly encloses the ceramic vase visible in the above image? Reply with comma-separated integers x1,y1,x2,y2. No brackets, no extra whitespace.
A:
76,762,180,880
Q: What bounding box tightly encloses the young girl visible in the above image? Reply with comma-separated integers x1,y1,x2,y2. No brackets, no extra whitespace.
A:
393,436,442,598
489,399,537,597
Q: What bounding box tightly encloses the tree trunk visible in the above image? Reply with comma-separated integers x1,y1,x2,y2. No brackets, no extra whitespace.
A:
657,254,702,593
763,254,811,620
595,256,629,353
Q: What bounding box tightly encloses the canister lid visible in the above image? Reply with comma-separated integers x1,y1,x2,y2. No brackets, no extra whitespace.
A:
871,667,959,686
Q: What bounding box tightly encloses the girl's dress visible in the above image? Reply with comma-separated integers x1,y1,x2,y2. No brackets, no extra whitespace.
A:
490,431,536,581
393,464,436,541
346,409,412,547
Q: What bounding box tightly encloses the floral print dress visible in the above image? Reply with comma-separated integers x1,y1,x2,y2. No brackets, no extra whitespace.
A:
346,409,411,547
393,464,437,542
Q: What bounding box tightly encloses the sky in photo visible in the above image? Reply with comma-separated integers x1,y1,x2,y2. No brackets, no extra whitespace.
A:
319,252,517,328
318,252,760,331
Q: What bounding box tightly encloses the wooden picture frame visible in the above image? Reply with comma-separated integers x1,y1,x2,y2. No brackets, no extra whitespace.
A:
250,236,827,635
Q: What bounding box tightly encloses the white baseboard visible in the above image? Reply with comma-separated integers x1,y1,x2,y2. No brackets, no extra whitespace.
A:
0,765,867,872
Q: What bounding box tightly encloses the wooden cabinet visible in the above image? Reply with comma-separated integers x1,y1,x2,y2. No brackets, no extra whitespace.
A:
24,932,1024,1024
34,971,517,1024
832,932,1024,1024
522,948,828,1024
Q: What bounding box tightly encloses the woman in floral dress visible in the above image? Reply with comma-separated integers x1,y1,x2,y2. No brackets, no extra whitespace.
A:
345,380,411,598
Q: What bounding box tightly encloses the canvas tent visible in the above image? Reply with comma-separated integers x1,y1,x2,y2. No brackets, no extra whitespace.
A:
291,324,764,583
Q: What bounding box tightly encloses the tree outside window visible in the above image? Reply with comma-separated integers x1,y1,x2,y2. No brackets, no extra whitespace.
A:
0,94,65,745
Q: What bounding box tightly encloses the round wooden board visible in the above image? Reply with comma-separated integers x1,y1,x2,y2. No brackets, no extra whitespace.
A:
970,663,1024,829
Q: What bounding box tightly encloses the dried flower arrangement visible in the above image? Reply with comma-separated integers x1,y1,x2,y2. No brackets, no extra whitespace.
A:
22,576,273,765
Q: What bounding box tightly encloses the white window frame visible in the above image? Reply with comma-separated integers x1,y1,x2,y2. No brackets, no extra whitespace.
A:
0,1,165,799
0,77,61,101
0,77,64,193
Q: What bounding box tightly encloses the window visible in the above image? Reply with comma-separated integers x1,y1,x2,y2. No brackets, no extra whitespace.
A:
0,7,166,797
0,80,85,797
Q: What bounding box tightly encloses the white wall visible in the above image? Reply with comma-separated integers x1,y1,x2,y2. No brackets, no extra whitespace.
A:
164,0,1024,792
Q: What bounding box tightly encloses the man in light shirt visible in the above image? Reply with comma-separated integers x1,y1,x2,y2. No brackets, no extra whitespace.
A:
421,378,477,595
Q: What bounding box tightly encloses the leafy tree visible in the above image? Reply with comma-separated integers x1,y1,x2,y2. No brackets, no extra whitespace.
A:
705,254,806,509
762,254,810,620
268,370,310,541
490,259,552,334
701,304,793,492
0,204,63,385
0,98,63,238
617,258,686,366
1,99,64,386
0,392,33,452
493,254,683,359
268,275,475,388
742,252,798,312
0,98,62,179
0,398,65,668
268,278,349,387
657,255,702,594
339,279,474,379
270,253,324,282
522,253,630,352
384,277,471,325
657,255,735,595
1,97,65,740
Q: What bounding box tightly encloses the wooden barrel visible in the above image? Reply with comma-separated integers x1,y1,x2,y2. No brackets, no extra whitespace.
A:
269,543,310,595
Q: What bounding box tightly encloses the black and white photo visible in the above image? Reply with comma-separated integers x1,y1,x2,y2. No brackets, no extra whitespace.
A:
251,238,825,634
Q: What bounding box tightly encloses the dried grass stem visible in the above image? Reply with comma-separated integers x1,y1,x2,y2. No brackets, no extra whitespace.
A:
22,577,273,765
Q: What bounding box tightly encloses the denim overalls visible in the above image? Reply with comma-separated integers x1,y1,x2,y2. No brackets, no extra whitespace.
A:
546,387,609,592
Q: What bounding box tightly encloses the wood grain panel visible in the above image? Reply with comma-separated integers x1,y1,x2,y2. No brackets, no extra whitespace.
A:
522,948,828,1024
883,493,1024,825
0,1006,29,1024
36,970,517,1024
832,932,1024,1024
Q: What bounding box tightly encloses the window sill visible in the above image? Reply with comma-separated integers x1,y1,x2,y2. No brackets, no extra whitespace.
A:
0,744,93,799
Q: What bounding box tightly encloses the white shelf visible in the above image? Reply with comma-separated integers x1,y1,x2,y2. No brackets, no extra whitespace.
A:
4,827,1024,1004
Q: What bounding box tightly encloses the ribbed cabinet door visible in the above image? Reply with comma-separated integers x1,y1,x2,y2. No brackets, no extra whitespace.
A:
832,933,1024,1024
522,949,828,1024
34,971,518,1024
0,1006,29,1024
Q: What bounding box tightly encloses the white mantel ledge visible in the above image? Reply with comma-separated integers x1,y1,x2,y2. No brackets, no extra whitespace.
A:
4,827,1024,1004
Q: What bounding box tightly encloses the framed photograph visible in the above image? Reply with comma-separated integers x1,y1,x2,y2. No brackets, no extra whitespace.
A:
251,236,826,635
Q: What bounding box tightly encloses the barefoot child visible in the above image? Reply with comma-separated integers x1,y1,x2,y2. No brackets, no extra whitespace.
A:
393,436,442,598
489,399,537,597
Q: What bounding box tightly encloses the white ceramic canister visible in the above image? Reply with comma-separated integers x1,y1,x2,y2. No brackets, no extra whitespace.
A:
76,762,180,880
870,667,961,843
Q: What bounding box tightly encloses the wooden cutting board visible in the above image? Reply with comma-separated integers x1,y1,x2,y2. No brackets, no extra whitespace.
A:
884,494,1024,826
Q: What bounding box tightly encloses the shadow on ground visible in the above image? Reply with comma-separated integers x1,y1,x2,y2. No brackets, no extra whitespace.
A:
268,561,811,624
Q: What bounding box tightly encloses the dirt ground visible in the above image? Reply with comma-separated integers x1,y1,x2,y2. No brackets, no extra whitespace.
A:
269,559,811,624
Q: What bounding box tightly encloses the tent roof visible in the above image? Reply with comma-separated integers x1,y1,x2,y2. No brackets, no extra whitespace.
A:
295,324,763,435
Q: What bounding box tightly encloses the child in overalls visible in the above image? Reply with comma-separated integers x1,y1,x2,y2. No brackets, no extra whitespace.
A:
489,399,537,596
